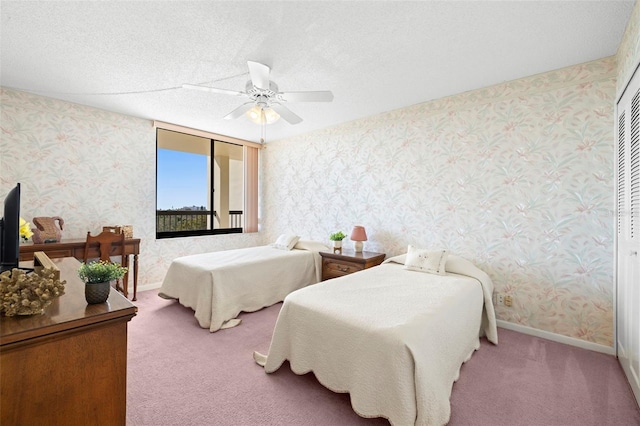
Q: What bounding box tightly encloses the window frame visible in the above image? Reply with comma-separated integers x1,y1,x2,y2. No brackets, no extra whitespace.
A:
155,123,259,239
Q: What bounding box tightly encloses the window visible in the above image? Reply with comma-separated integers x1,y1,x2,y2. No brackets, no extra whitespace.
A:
155,126,258,238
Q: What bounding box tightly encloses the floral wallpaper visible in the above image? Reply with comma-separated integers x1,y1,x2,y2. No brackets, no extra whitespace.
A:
263,57,617,347
0,88,262,288
617,0,640,97
1,49,632,347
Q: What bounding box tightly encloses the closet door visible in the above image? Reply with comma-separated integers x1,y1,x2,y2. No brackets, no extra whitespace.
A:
617,64,640,406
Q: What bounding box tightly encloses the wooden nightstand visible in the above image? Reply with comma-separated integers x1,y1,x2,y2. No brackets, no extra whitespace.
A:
320,250,386,281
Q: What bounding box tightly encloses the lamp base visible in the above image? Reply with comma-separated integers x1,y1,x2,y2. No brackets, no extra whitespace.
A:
354,241,364,253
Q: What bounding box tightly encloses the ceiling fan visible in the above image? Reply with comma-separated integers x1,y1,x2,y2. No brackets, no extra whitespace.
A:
183,61,334,125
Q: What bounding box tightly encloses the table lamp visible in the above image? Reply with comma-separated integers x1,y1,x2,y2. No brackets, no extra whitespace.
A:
350,226,367,253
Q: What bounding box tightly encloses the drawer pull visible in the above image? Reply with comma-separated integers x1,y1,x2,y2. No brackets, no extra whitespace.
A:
339,266,349,272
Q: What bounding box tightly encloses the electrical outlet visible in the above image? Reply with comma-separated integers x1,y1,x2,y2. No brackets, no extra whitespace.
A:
494,293,513,307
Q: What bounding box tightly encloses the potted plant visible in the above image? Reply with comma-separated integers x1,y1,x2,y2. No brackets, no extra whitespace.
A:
78,260,127,304
329,231,346,251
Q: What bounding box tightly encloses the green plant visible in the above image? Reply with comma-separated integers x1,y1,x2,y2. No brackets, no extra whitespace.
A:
329,231,346,241
78,261,127,284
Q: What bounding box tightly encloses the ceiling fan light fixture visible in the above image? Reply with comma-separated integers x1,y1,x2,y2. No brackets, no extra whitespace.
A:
184,60,333,126
246,105,280,125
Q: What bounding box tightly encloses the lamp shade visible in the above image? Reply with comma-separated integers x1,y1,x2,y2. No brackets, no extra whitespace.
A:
350,226,367,242
246,105,280,124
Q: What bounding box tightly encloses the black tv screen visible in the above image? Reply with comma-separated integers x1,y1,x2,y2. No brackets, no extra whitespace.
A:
0,183,21,274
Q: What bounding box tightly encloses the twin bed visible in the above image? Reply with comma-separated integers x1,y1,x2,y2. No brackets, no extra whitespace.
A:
254,250,498,426
158,238,327,332
160,240,497,425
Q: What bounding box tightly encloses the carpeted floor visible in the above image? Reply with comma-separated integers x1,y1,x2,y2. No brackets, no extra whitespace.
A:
126,290,640,426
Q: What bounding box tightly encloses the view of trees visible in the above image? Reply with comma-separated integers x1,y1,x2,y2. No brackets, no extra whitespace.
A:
156,208,243,232
156,209,209,232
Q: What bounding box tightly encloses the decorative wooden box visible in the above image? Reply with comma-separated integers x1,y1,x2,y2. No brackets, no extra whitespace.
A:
103,225,133,239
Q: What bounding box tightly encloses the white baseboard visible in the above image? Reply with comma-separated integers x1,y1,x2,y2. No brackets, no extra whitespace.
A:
118,286,617,357
126,281,162,296
496,319,615,355
618,343,640,406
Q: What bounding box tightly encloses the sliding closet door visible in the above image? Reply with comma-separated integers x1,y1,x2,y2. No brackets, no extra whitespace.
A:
617,64,640,406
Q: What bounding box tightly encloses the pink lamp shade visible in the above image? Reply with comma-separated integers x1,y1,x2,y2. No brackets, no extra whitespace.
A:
350,226,367,252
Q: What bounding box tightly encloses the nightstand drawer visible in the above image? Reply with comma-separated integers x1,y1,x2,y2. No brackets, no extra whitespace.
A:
319,250,386,281
323,259,364,277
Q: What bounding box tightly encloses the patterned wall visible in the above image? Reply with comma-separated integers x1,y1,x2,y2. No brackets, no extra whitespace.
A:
0,51,625,347
263,57,617,347
0,88,262,287
617,0,640,96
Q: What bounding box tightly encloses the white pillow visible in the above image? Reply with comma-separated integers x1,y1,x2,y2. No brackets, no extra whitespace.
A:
293,240,330,252
403,245,448,275
272,234,300,251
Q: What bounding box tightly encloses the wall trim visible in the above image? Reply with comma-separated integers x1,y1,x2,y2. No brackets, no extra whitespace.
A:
154,120,263,149
374,56,616,127
1,86,149,130
273,56,617,145
128,281,163,296
497,319,615,355
124,293,618,357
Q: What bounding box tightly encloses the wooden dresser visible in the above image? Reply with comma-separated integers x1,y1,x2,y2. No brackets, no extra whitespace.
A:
320,250,386,281
0,257,137,426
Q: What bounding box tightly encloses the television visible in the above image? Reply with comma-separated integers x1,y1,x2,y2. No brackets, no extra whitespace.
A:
0,183,21,274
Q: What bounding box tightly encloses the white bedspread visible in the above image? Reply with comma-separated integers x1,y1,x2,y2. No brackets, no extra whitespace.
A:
256,254,498,426
159,245,322,332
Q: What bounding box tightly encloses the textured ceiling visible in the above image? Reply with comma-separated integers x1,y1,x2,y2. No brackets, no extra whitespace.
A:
0,1,635,143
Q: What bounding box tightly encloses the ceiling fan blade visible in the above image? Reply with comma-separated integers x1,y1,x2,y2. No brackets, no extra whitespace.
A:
182,83,245,97
278,91,334,103
247,61,270,90
223,102,254,120
270,103,303,125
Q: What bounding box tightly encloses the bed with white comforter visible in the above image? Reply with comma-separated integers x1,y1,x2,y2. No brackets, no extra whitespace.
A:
159,240,326,332
254,253,498,426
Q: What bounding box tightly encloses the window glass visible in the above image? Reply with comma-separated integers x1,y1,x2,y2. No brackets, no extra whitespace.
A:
213,140,244,229
156,129,244,238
